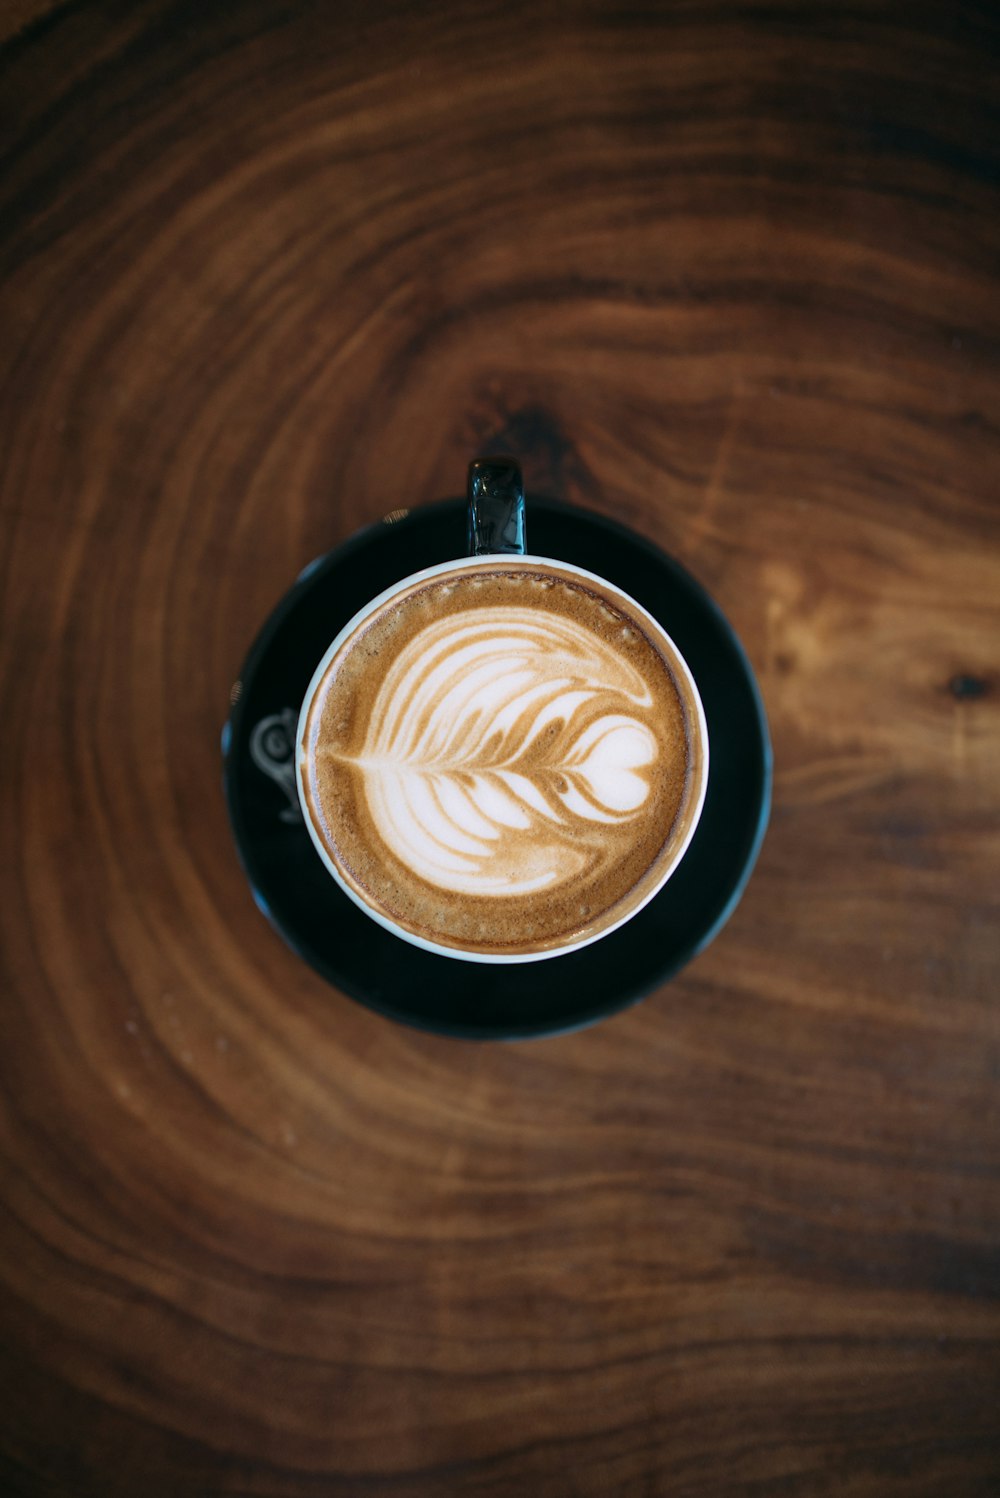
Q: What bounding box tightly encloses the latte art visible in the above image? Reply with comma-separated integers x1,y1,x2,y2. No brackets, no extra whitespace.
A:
299,562,701,958
344,609,659,895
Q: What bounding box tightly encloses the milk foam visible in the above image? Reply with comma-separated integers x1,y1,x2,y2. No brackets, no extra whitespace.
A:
332,609,660,896
301,561,699,959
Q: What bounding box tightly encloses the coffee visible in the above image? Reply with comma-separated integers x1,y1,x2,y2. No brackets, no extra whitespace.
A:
299,558,703,958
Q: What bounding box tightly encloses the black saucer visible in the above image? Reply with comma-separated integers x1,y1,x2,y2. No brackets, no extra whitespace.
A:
223,499,771,1040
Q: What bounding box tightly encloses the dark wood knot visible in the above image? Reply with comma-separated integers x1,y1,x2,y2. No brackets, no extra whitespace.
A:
949,674,990,700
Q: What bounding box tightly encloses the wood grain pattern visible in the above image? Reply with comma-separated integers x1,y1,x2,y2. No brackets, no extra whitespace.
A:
0,1,62,46
2,2,999,1493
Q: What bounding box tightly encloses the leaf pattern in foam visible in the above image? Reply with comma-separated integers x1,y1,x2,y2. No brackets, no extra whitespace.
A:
351,608,660,896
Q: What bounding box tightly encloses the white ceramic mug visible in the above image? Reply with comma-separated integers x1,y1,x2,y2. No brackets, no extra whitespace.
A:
296,461,708,962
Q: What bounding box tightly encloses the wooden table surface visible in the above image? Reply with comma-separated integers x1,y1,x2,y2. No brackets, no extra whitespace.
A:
2,3,999,1494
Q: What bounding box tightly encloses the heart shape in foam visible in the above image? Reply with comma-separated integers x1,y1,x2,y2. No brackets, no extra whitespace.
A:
567,718,656,813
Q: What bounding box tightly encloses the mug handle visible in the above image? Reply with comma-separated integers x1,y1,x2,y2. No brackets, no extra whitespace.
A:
467,458,526,556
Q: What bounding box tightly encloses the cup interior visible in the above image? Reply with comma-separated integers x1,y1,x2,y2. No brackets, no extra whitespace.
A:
296,554,709,963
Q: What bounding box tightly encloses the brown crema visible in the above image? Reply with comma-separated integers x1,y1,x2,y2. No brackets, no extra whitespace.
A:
300,562,699,956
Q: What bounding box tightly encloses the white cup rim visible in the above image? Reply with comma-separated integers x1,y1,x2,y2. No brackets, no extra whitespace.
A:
295,554,709,963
